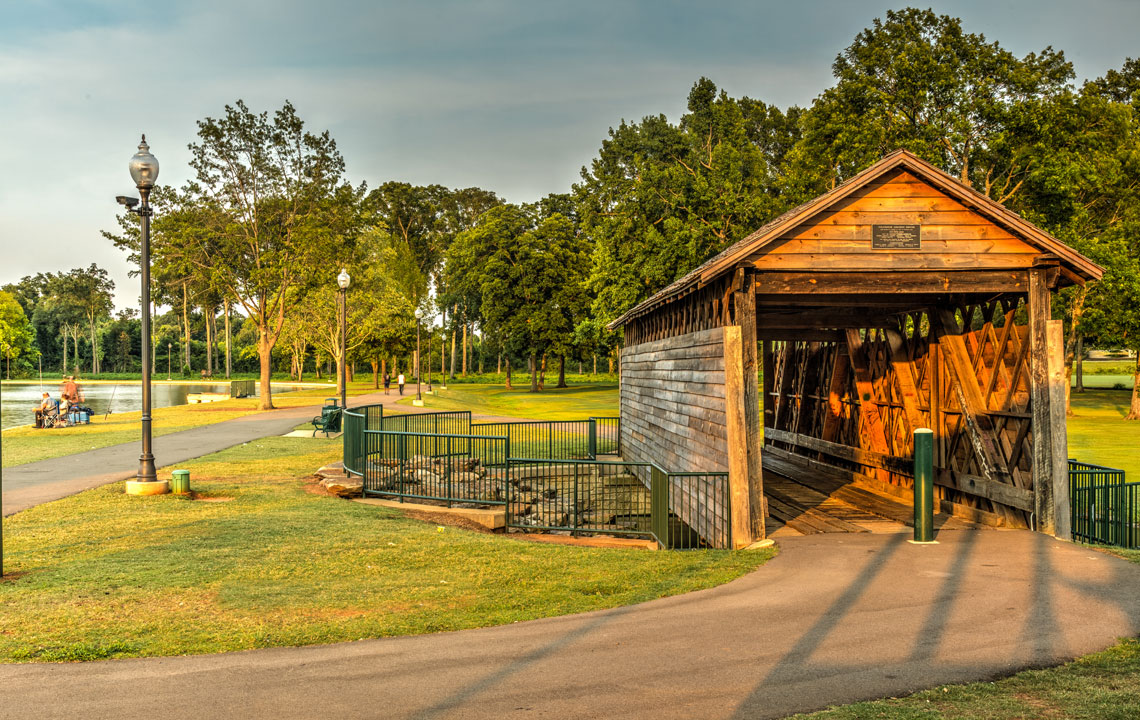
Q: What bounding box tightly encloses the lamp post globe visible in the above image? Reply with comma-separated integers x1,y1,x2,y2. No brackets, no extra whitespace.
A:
129,135,160,190
337,268,350,410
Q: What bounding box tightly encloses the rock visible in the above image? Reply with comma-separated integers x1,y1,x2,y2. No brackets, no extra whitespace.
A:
411,470,435,485
323,477,363,498
508,502,533,517
316,463,346,479
449,471,482,485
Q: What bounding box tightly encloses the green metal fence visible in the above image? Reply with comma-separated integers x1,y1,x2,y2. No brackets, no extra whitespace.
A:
505,459,731,549
362,428,509,505
343,403,385,477
472,420,597,460
342,410,734,549
590,417,621,455
1070,459,1138,549
380,410,471,436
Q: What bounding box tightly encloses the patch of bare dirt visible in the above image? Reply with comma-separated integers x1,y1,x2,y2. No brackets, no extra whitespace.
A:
398,509,494,534
0,570,31,583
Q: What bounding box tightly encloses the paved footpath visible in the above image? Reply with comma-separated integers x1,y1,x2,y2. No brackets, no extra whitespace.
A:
1,530,1138,719
1,390,404,516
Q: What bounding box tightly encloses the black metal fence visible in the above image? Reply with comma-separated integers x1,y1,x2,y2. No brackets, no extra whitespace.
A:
1070,459,1138,549
505,459,731,549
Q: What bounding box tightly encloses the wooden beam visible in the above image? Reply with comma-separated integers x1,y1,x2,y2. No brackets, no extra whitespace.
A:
734,282,766,537
757,308,904,330
765,427,913,474
762,340,775,429
933,309,1014,485
755,328,847,343
764,427,1035,512
883,327,924,432
845,329,892,483
1029,269,1054,535
1047,319,1070,539
723,325,754,548
821,347,849,443
754,270,1030,295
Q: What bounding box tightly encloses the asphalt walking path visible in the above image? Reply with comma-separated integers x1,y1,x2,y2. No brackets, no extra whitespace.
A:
1,389,407,516
2,529,1139,719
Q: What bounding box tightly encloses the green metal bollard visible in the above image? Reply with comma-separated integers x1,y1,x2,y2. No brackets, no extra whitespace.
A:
912,428,935,543
171,469,191,495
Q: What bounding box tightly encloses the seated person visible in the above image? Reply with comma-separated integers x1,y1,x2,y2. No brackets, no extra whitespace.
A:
36,392,60,428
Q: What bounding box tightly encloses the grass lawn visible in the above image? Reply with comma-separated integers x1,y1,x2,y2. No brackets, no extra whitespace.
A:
1,382,379,468
0,435,772,663
1067,389,1140,478
399,381,619,420
790,635,1140,719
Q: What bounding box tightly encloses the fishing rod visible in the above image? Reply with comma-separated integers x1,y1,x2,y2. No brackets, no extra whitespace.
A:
105,382,117,421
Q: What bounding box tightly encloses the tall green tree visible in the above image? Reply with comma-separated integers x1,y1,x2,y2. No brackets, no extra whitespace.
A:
184,100,363,408
0,290,36,379
784,7,1072,201
576,78,795,326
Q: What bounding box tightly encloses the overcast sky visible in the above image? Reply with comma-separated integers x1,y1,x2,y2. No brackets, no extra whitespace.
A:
2,0,1138,310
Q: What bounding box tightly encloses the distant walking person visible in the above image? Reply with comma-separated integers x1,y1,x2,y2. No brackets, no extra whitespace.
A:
397,372,405,395
383,372,391,395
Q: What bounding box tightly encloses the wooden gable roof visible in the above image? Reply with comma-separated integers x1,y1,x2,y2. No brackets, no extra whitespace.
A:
610,150,1103,329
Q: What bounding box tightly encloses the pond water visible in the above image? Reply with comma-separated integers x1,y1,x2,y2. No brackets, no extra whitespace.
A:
0,381,314,431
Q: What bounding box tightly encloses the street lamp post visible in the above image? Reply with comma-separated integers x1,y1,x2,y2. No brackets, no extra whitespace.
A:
337,268,351,410
118,135,160,485
415,310,423,402
167,343,172,381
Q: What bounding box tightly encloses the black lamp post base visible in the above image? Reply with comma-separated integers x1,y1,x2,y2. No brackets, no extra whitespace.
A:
136,455,158,483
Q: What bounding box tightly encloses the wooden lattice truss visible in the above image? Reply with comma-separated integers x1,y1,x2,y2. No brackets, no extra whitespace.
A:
764,295,1038,527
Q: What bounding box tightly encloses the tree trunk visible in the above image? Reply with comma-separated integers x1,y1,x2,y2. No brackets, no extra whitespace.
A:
462,321,468,376
1127,355,1140,421
371,359,379,388
608,356,613,374
206,308,214,378
1063,287,1086,416
529,355,538,393
224,299,232,379
505,357,512,390
60,327,67,373
182,282,192,372
257,326,275,410
1075,336,1084,394
450,305,458,379
497,353,501,374
90,317,97,375
557,355,567,388
593,353,597,376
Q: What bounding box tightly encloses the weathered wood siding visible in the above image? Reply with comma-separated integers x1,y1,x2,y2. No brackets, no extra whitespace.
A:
755,168,1040,271
620,327,728,474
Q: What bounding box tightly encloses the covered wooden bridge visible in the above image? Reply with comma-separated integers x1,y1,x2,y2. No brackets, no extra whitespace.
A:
609,150,1102,548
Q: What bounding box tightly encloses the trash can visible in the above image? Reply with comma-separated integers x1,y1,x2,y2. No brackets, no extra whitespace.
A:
171,469,191,495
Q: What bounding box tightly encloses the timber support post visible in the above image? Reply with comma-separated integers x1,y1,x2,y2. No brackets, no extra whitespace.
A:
733,272,766,539
1029,267,1071,539
723,325,755,548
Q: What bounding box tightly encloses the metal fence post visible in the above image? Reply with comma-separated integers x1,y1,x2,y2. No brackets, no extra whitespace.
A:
651,466,668,549
912,428,935,543
588,420,597,460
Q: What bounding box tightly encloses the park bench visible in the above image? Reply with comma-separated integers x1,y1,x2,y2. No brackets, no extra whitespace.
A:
312,398,343,437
